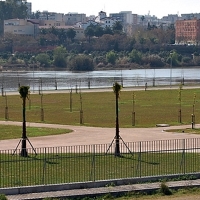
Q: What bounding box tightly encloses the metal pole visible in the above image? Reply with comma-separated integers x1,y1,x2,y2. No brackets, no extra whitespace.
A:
170,55,172,88
32,55,35,93
115,91,120,156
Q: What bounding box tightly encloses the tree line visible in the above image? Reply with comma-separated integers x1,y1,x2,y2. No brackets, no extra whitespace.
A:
1,1,200,70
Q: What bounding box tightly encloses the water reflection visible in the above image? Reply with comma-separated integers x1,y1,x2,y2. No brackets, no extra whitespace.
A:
1,68,200,92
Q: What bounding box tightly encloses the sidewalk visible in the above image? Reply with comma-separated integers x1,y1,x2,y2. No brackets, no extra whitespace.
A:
6,179,200,200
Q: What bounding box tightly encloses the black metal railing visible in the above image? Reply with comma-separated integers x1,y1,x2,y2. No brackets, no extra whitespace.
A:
0,138,200,188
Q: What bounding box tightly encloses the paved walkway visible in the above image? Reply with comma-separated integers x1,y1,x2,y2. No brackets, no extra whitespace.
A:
6,179,200,200
0,121,200,150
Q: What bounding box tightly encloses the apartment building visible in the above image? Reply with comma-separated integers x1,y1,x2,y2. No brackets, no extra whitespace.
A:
175,19,200,45
4,19,39,37
109,11,133,25
181,13,200,20
65,13,87,25
38,11,64,21
39,20,65,27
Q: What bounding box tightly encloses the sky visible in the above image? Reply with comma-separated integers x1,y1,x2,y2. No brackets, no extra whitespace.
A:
31,0,200,19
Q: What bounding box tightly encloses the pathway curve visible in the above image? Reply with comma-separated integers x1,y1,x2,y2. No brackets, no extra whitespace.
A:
0,120,200,150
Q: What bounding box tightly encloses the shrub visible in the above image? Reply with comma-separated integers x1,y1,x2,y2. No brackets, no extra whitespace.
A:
160,182,172,195
142,54,165,68
68,55,94,71
0,194,7,200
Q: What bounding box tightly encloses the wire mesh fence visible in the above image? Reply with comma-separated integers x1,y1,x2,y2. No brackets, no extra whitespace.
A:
0,138,200,188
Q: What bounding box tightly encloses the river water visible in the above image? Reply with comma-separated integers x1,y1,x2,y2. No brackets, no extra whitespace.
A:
1,68,200,92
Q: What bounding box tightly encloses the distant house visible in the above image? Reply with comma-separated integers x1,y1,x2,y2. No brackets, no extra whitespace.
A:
76,20,99,30
75,11,118,30
4,19,39,37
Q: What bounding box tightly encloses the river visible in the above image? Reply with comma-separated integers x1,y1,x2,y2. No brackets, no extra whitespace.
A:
1,68,200,92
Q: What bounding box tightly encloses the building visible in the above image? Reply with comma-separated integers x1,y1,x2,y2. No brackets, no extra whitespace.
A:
161,14,179,24
175,19,200,45
38,11,64,21
109,11,133,25
64,13,87,25
4,19,39,37
181,13,200,20
39,20,65,27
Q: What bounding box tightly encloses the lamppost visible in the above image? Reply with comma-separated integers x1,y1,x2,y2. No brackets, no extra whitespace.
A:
32,56,35,93
170,53,173,88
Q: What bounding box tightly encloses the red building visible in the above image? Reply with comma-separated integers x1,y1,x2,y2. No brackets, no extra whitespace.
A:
175,19,200,45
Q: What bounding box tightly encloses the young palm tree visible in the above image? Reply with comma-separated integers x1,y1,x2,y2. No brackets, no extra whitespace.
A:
19,86,30,157
113,82,122,156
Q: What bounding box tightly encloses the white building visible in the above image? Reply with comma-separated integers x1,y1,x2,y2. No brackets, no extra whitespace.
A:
76,11,118,30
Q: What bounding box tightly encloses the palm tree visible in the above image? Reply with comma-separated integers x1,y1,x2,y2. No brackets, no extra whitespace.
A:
113,82,122,156
19,86,30,157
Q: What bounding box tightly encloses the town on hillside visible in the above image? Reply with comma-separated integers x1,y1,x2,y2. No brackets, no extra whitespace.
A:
1,0,200,70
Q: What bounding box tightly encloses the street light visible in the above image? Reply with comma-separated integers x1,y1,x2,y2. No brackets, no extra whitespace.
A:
32,56,35,93
170,53,173,88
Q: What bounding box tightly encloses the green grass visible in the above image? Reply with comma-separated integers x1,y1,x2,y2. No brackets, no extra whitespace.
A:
0,125,72,140
1,88,200,128
0,152,199,188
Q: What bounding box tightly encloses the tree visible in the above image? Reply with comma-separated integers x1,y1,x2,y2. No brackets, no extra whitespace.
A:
104,26,113,35
112,21,123,34
84,26,95,43
66,28,76,42
19,86,29,157
57,29,68,44
35,53,50,68
129,49,142,64
106,51,118,64
68,55,94,71
141,15,145,26
113,82,122,156
53,45,67,68
94,25,104,37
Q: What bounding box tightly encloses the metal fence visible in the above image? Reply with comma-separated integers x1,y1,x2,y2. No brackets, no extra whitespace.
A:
1,138,200,188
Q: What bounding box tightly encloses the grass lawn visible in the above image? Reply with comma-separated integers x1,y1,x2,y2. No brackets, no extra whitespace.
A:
1,152,199,188
0,88,200,128
0,88,200,189
0,125,72,140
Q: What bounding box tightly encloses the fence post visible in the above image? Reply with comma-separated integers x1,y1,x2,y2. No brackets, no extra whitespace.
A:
42,147,46,185
139,142,142,178
180,139,185,174
183,139,185,174
93,144,95,182
89,144,96,182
